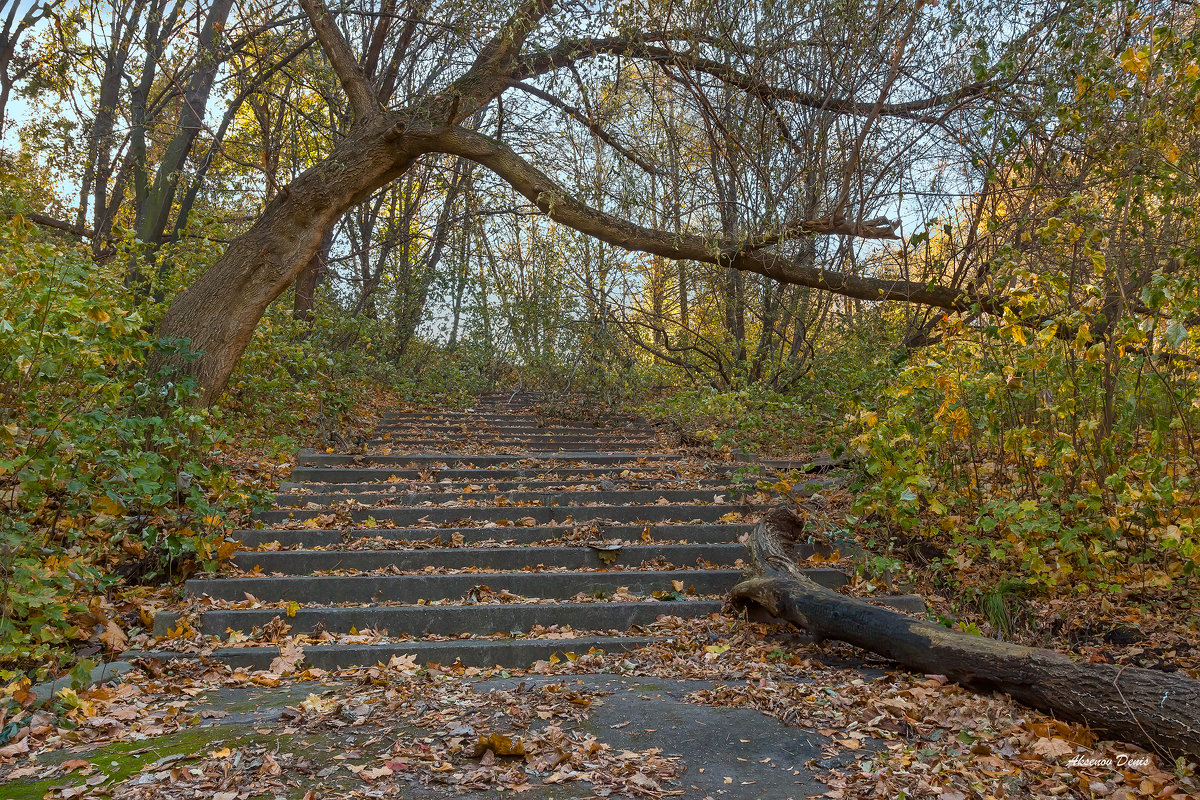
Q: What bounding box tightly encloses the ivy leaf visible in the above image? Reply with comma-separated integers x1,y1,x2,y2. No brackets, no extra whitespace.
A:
1164,321,1188,348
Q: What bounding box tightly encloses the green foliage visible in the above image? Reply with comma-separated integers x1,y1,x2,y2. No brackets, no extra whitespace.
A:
849,297,1200,591
644,385,819,454
847,12,1200,595
0,216,250,678
639,329,893,456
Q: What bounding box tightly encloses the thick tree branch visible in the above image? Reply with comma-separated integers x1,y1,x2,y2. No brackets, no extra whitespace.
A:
6,211,94,239
430,0,554,125
518,36,993,120
417,126,988,313
298,0,380,122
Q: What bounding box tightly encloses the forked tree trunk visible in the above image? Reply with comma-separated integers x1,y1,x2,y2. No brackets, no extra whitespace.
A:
732,507,1200,759
153,119,417,403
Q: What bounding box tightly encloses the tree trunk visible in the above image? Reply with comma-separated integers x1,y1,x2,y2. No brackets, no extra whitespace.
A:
293,230,333,320
731,507,1200,760
153,118,417,404
143,0,234,287
90,0,146,258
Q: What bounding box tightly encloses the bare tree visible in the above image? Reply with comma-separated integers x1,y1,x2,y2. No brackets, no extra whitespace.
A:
155,0,1063,403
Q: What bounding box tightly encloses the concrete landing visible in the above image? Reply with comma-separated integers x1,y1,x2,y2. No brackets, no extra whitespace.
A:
3,674,865,800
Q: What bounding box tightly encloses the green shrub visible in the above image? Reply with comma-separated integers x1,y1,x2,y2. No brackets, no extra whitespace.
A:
0,216,246,679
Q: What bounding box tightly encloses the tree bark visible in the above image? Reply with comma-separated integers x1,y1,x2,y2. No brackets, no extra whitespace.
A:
154,118,419,403
140,0,234,287
731,507,1200,760
152,0,1032,405
293,230,333,320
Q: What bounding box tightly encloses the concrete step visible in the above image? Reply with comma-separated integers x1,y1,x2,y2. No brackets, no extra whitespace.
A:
286,465,706,483
255,502,758,526
232,522,756,549
163,599,724,638
186,567,847,603
376,423,657,435
278,477,735,493
364,439,658,451
129,635,661,670
372,433,659,444
297,452,684,467
378,413,555,423
369,432,659,443
162,594,926,641
272,488,746,508
230,543,746,574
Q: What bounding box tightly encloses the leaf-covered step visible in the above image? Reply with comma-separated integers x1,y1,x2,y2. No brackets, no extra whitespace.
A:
184,567,853,603
254,502,759,526
229,542,746,574
296,451,685,467
272,488,745,508
232,522,757,549
286,465,703,483
129,635,662,670
168,600,725,638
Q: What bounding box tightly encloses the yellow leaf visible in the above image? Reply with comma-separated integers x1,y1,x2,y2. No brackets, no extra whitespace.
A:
472,732,526,757
1119,47,1148,79
87,308,111,324
99,621,127,651
93,496,125,515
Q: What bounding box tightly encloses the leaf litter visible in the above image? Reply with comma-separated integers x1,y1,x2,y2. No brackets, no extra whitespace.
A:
3,614,1197,799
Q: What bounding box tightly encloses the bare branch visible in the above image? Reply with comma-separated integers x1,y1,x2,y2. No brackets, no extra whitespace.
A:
508,80,662,176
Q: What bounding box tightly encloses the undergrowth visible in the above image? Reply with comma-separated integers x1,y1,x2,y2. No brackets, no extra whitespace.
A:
0,216,476,684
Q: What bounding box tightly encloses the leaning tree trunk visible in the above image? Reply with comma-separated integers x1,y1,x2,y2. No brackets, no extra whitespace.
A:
732,507,1200,760
153,118,417,404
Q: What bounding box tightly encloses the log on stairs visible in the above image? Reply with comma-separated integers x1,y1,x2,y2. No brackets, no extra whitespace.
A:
730,506,1200,760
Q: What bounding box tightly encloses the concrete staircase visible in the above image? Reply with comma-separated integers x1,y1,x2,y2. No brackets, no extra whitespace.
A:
140,392,922,670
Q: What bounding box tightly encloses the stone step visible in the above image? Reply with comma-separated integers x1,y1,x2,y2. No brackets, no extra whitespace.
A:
162,599,724,638
376,423,657,435
232,522,756,549
255,502,758,526
230,543,746,574
186,567,844,603
130,635,661,670
369,431,662,443
296,452,683,467
272,488,745,508
379,413,556,423
364,439,658,451
373,433,659,444
286,465,704,483
278,477,735,493
476,391,543,397
157,591,927,642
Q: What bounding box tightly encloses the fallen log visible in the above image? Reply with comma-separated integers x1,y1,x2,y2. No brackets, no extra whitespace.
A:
730,506,1200,760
